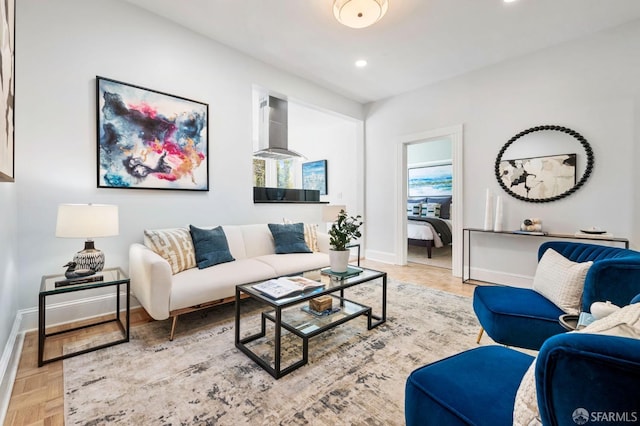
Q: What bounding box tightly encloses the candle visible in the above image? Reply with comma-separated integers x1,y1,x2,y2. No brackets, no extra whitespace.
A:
483,189,494,231
494,196,503,232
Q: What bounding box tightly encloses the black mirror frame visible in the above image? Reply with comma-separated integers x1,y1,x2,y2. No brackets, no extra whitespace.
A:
494,125,594,203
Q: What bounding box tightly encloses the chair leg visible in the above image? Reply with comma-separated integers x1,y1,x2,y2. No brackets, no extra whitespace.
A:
170,315,178,341
476,327,484,344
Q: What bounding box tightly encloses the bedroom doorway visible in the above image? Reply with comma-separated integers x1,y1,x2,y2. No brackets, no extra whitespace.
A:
406,140,453,269
396,125,463,277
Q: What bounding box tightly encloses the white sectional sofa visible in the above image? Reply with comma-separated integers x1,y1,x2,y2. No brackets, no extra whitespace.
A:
129,223,330,339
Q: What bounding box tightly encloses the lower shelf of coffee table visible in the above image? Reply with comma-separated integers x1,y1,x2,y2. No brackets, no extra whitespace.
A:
262,296,370,338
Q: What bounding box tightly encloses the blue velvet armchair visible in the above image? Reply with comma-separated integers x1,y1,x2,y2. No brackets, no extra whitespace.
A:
473,241,640,350
405,329,640,426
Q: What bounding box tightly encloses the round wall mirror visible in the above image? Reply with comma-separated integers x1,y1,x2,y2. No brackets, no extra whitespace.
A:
495,125,594,203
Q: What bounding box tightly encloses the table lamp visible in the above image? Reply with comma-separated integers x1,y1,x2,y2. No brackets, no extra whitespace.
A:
55,204,119,271
322,204,346,232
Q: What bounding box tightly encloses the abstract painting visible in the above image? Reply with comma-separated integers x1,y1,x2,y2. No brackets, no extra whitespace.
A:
302,159,327,195
0,0,15,182
408,164,452,197
97,77,208,190
498,153,576,200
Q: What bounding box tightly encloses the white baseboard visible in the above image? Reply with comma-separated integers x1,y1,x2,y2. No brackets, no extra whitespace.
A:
364,249,397,264
19,293,141,333
469,267,533,288
0,313,25,426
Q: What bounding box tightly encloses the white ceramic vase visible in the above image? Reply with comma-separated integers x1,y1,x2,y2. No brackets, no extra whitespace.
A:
329,249,350,273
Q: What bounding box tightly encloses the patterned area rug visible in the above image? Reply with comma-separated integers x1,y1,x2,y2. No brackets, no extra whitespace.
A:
64,280,487,425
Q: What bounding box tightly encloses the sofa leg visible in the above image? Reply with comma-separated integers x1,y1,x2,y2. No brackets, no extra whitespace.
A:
476,327,484,344
170,315,178,341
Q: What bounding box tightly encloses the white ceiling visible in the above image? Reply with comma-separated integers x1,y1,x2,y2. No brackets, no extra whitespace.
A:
122,0,640,104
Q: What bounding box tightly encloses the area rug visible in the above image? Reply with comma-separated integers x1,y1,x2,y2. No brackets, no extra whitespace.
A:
64,280,489,425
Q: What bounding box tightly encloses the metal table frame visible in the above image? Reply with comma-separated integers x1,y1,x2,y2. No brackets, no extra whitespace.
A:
462,228,630,283
235,268,386,379
38,268,130,367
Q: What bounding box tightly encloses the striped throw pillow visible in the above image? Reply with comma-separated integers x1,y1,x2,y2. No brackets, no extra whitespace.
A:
144,228,196,274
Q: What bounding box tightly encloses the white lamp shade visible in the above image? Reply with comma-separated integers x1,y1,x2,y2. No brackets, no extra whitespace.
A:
322,205,346,222
56,204,119,239
333,0,389,29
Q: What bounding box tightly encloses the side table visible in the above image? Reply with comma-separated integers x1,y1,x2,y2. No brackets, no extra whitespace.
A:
38,267,130,367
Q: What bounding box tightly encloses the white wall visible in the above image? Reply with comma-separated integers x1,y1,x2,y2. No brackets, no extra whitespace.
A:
13,0,363,313
365,19,640,282
0,182,18,363
407,139,451,166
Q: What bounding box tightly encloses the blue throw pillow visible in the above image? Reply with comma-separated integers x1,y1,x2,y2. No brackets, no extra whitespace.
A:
189,225,235,269
268,223,312,254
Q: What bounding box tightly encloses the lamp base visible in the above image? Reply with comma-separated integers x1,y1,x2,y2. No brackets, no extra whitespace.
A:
73,240,105,272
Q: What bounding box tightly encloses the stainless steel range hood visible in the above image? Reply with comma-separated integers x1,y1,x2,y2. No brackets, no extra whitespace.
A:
253,95,306,160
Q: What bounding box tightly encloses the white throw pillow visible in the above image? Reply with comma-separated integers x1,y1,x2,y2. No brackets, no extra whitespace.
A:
513,302,640,426
144,228,196,274
532,248,593,315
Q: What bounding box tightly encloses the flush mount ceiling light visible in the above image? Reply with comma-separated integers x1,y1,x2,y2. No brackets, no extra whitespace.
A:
333,0,389,29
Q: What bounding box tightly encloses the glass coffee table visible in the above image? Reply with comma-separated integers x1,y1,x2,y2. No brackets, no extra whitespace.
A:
234,267,387,379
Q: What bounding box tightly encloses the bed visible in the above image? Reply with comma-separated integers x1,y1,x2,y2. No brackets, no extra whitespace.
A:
407,196,453,258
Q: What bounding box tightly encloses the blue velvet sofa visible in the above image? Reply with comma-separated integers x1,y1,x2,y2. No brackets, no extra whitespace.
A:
473,241,640,350
405,331,640,426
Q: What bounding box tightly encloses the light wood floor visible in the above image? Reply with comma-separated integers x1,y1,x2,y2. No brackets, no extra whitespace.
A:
3,259,476,426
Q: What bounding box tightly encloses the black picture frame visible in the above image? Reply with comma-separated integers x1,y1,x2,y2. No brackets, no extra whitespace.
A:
96,76,209,191
302,159,328,195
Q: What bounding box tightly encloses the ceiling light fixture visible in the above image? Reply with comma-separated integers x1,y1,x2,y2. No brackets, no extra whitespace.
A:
333,0,389,29
355,59,368,67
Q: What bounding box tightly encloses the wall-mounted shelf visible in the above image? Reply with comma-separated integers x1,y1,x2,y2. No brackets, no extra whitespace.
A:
462,228,629,283
253,187,327,204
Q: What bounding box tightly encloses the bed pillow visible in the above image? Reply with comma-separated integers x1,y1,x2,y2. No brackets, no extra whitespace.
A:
268,223,312,254
144,227,196,274
407,198,427,216
422,203,441,218
426,196,452,219
532,248,592,315
189,225,235,269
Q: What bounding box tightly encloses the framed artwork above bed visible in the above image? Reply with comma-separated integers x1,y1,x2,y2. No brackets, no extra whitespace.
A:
408,164,452,197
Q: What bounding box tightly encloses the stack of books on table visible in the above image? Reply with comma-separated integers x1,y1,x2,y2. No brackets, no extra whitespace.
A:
320,266,363,280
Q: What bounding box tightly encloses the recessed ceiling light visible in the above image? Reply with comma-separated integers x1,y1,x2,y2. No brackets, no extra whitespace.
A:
355,59,368,68
504,0,518,3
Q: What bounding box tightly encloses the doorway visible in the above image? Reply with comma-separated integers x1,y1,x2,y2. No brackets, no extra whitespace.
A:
407,140,452,268
396,125,463,277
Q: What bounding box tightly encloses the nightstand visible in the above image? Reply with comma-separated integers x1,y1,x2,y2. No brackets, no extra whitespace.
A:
38,267,130,367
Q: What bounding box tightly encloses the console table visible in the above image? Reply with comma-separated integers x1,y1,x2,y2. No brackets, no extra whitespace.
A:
462,228,629,283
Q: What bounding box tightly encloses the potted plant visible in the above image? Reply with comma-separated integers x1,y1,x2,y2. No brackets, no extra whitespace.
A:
328,209,363,272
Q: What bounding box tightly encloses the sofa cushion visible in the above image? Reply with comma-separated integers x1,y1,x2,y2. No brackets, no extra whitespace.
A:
170,258,277,311
282,219,320,252
533,248,593,315
144,227,196,274
303,223,319,252
256,252,330,277
405,346,533,426
268,223,312,254
189,225,235,269
473,286,566,350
